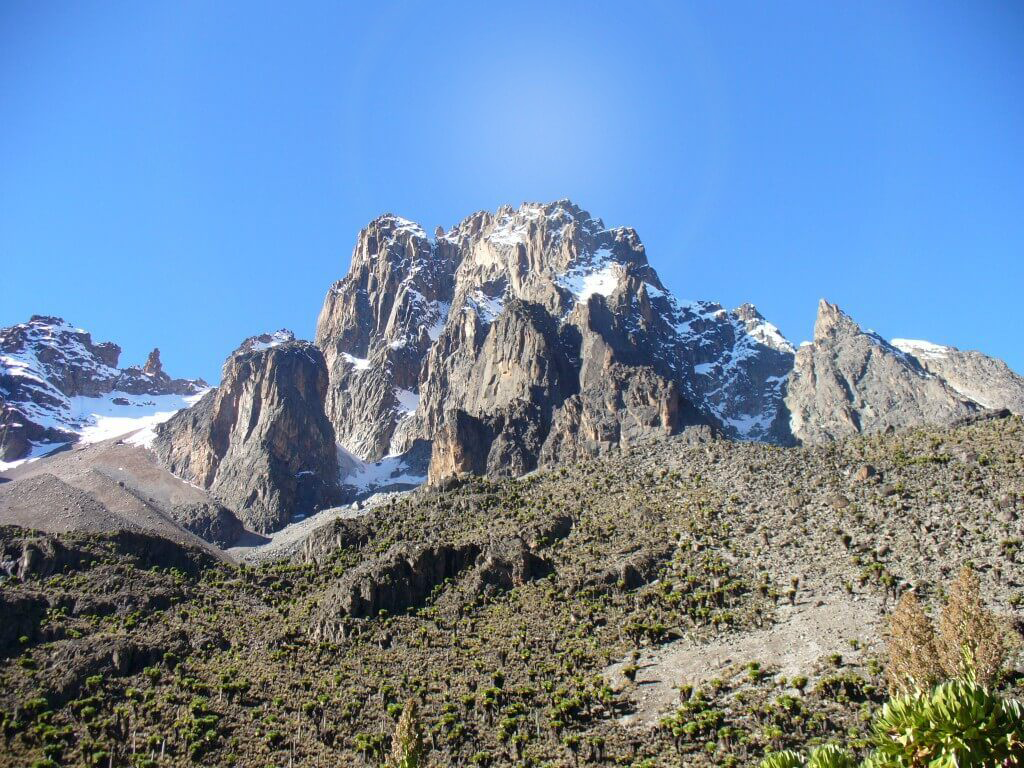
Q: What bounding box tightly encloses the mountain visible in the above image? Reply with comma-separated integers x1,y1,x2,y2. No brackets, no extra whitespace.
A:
4,201,1024,537
786,300,1024,443
314,200,796,485
0,315,206,464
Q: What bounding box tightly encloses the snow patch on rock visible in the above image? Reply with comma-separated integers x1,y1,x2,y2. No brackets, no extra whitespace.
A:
891,338,951,361
337,444,426,493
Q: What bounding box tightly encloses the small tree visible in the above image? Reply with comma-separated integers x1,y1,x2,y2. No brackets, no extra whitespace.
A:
388,699,426,768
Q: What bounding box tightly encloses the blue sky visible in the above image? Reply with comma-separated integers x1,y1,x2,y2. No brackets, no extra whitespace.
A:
2,1,1022,383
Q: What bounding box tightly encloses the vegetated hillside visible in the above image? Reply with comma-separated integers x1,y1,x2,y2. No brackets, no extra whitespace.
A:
2,414,1023,768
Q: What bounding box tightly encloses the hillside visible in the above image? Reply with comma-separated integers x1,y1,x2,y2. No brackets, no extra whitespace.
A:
2,412,1022,767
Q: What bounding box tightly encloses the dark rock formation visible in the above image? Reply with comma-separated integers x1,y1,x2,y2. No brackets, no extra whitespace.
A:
152,332,340,533
168,501,243,548
318,535,555,625
538,363,705,466
464,536,553,597
324,541,480,620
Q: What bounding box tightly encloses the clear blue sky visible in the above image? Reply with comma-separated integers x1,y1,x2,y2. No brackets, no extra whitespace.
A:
2,1,1022,383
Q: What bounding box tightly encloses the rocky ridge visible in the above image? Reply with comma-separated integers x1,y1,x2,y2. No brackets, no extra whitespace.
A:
0,315,206,462
783,300,1017,443
314,201,1024,484
890,336,1024,414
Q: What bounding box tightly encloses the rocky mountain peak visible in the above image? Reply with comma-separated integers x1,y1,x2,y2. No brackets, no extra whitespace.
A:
443,200,645,285
236,329,296,355
734,303,795,355
2,315,122,385
786,300,986,443
313,200,801,479
813,299,862,342
153,334,339,533
0,316,205,463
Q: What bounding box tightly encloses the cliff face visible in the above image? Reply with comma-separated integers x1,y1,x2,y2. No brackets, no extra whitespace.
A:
315,201,793,483
314,216,458,459
152,332,339,533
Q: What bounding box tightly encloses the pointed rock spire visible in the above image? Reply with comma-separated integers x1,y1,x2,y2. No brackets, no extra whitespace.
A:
813,299,861,342
143,348,164,376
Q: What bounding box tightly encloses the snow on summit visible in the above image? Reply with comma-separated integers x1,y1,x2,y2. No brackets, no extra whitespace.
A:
0,315,206,467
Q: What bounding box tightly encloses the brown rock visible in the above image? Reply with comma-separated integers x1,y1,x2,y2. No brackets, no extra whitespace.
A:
153,333,339,533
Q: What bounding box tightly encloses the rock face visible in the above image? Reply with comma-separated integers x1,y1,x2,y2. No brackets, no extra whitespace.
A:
785,301,982,443
889,338,1024,415
0,316,206,462
315,216,458,460
316,201,795,483
152,331,340,533
316,535,553,627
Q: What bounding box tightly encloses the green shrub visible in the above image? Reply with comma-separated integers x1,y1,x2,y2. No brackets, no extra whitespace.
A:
867,679,1024,767
761,680,1024,767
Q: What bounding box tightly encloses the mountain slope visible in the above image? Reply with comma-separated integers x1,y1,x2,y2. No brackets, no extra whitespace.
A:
2,412,1021,767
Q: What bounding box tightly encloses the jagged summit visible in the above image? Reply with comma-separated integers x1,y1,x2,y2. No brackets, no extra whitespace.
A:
237,329,297,354
734,303,796,355
785,298,1024,443
812,299,862,341
0,316,206,463
313,200,798,479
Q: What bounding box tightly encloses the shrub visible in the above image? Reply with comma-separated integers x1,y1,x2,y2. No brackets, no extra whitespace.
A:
867,678,1024,767
887,566,1018,694
886,592,941,694
936,567,1015,688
